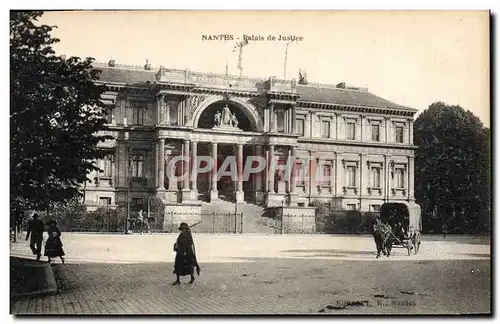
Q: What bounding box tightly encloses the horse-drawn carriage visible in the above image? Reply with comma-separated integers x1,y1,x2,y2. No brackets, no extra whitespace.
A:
379,202,422,256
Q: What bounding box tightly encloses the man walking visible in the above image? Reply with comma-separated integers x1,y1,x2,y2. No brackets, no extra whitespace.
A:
26,213,45,261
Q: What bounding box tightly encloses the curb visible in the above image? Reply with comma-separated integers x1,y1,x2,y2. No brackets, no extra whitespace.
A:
10,258,58,299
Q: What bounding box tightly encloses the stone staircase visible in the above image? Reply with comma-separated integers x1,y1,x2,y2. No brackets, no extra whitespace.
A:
199,200,275,234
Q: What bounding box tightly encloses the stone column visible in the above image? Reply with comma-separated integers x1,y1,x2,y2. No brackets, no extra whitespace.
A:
165,144,178,203
270,104,278,132
288,146,298,206
284,109,289,133
289,147,297,194
154,141,159,188
156,94,164,125
190,141,198,201
210,142,219,202
309,150,317,199
334,152,341,197
385,117,390,143
408,156,415,201
267,144,275,193
254,145,264,203
165,103,170,126
157,138,165,190
264,109,269,132
264,147,269,193
269,104,274,132
359,153,363,210
408,119,413,145
181,139,191,202
235,144,244,203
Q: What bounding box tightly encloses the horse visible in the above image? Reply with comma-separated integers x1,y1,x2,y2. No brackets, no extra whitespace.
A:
372,217,394,258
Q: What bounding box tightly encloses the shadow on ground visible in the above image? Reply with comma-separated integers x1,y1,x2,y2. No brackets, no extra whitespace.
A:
10,256,491,315
420,235,491,245
280,249,377,256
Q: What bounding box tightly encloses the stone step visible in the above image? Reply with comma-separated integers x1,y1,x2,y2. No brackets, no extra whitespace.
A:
198,201,274,234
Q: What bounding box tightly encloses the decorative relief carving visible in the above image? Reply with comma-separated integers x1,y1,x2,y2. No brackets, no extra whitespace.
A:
189,95,205,112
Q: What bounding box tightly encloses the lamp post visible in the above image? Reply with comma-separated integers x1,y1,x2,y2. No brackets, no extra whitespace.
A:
283,40,293,79
125,146,131,234
147,195,153,220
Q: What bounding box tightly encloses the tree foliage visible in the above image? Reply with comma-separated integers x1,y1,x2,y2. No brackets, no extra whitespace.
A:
10,11,112,210
414,102,490,233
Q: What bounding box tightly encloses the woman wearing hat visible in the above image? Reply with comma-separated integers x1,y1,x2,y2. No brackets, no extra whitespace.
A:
173,222,200,285
44,220,65,264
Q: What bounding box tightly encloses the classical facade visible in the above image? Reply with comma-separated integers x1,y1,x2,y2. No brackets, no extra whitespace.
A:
84,61,417,214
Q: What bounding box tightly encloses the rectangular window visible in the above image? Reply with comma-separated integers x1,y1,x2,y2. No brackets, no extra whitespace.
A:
396,168,405,188
296,119,305,136
346,166,356,187
321,120,331,138
100,155,113,177
371,124,380,141
105,107,113,124
346,204,357,211
277,109,285,133
321,164,331,186
371,167,381,187
296,162,306,185
395,126,404,143
132,103,144,125
346,122,356,140
131,198,144,211
130,154,145,178
372,204,381,212
99,197,111,206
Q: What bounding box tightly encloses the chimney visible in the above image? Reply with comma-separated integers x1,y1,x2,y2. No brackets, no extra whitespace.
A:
108,60,115,67
144,59,151,70
336,82,346,89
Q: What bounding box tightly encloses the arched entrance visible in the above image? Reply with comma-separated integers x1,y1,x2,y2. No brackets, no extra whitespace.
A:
197,100,255,131
191,95,262,132
192,99,262,203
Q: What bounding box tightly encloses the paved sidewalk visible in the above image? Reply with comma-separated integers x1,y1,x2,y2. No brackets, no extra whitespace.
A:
10,233,491,315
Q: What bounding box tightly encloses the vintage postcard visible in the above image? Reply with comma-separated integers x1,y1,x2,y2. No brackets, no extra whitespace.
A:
10,10,491,315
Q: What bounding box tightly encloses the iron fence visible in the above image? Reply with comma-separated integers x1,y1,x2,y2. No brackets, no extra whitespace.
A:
163,212,244,234
43,210,244,234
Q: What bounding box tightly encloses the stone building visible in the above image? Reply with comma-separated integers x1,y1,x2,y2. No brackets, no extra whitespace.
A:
84,61,417,219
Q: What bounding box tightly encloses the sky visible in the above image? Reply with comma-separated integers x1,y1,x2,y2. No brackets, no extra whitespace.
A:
38,10,490,126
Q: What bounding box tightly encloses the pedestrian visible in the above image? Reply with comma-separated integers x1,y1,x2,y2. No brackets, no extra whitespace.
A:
44,220,65,264
442,223,448,238
138,210,144,234
25,213,45,261
172,222,201,285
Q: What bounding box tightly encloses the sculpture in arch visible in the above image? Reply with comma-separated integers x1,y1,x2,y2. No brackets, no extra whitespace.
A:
213,104,239,130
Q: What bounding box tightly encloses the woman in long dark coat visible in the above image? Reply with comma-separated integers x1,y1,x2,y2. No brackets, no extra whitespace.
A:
44,220,65,264
173,222,200,285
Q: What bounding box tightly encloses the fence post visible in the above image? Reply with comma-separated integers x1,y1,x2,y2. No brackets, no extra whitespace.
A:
212,212,215,234
240,212,243,234
281,213,285,234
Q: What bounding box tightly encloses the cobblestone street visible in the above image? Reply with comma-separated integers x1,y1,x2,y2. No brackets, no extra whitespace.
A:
10,233,491,314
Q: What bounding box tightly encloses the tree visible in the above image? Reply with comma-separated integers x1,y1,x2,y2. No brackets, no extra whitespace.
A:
10,11,112,211
414,102,490,233
148,197,165,220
